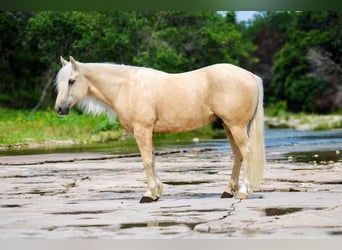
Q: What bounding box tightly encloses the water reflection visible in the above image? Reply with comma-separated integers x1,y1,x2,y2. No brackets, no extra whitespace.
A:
0,128,341,157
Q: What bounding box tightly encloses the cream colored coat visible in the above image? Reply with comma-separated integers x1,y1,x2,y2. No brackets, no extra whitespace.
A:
55,57,265,203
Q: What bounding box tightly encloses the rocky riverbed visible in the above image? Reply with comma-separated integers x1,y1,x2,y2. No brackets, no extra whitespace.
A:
0,147,341,238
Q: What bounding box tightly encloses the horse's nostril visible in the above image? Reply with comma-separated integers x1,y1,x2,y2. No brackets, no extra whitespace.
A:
56,107,62,114
56,106,70,115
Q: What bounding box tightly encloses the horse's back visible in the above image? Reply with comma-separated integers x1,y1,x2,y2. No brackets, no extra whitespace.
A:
122,63,260,132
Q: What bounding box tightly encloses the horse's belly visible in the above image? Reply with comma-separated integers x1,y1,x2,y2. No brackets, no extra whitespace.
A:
153,109,216,134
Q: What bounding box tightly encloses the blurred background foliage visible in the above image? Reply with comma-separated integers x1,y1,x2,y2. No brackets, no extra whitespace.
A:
0,11,341,113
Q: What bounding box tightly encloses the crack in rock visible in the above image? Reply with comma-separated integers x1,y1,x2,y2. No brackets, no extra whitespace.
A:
193,199,242,233
220,199,242,220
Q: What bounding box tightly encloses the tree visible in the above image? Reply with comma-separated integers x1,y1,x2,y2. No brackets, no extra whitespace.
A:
0,11,35,108
133,11,256,72
271,11,342,113
243,11,295,104
0,11,258,110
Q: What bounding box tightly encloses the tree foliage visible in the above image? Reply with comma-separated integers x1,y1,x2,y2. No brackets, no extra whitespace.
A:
0,11,256,109
270,11,342,113
243,11,295,104
0,11,341,113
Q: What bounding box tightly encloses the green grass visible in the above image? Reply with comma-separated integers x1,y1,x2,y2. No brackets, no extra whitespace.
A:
0,108,220,147
0,108,124,146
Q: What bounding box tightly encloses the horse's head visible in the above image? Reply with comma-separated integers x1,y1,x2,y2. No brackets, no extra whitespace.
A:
55,56,89,115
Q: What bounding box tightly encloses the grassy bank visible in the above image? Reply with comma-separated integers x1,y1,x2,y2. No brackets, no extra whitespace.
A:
264,109,342,131
0,108,124,147
264,102,342,130
0,108,218,148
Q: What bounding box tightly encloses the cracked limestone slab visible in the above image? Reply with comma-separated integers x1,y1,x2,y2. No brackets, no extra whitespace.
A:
0,150,341,238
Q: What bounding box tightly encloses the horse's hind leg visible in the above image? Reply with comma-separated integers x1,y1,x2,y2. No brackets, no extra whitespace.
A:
133,125,163,203
221,124,242,198
228,125,251,199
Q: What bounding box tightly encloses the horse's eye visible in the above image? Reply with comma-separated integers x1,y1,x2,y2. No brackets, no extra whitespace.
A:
68,79,75,85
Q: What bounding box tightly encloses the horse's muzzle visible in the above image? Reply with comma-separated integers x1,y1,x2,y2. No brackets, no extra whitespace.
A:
56,106,70,116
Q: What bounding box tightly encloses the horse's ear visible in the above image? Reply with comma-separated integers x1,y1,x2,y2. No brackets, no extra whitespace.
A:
70,56,79,72
60,56,68,66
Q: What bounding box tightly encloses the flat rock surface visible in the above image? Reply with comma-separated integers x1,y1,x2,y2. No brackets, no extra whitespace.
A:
0,149,341,238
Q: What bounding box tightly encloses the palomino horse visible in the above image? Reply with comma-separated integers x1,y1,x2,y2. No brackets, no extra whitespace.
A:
55,56,265,203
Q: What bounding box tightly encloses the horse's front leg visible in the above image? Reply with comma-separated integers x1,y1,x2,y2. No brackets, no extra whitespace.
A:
133,125,163,203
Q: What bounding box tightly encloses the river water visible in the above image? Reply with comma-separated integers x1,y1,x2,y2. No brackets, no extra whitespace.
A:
1,129,341,163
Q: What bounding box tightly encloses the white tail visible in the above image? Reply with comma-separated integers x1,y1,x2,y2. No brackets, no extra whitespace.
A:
247,75,266,192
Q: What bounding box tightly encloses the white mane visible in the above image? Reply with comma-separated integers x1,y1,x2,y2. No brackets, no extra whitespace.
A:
56,63,116,120
77,96,116,121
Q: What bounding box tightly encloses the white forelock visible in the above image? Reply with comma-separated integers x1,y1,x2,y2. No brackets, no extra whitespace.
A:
56,63,72,90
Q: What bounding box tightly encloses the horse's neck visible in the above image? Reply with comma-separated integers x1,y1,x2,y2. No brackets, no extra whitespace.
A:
81,63,126,108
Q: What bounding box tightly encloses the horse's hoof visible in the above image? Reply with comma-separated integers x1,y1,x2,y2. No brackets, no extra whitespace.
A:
139,196,158,203
236,192,248,200
220,192,234,198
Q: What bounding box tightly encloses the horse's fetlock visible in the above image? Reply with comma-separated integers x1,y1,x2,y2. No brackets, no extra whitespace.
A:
229,180,239,192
